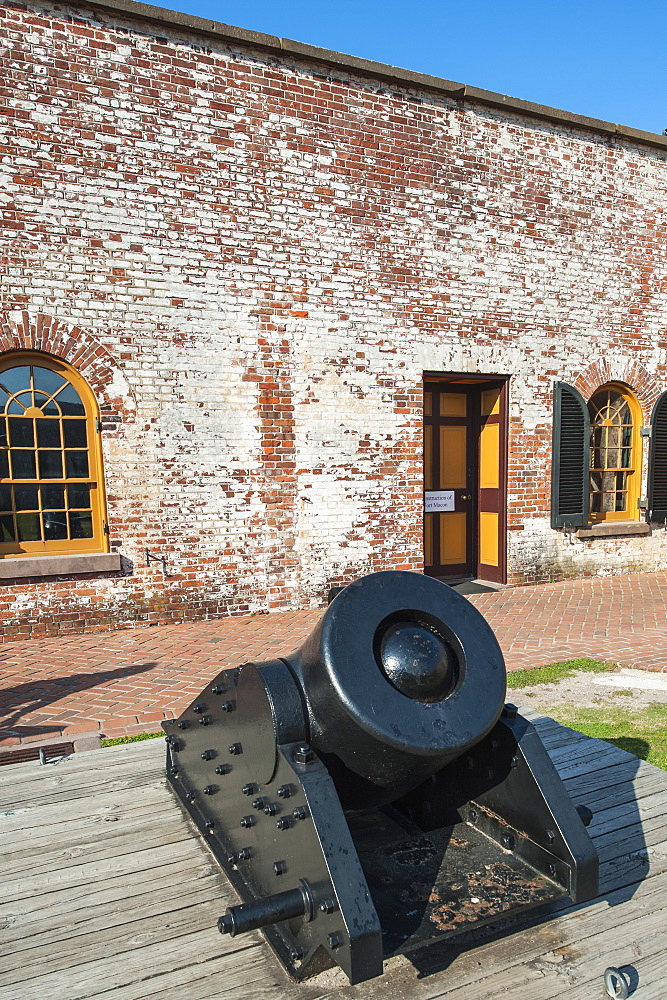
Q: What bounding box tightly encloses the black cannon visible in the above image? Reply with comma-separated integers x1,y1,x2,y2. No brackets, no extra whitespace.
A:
163,571,598,984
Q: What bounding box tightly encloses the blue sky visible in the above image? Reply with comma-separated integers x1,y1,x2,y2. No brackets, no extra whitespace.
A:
153,0,667,135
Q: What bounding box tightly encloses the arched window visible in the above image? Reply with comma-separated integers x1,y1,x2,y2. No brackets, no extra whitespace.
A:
588,383,641,521
0,354,107,557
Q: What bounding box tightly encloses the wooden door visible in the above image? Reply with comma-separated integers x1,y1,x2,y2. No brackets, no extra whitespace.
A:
423,384,473,577
477,385,505,583
424,379,507,582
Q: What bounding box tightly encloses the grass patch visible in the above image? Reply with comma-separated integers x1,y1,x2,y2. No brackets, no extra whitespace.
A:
506,658,614,689
101,732,163,747
543,704,667,771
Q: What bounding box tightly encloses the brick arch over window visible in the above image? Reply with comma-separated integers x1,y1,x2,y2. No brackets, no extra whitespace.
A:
0,312,136,427
573,358,659,418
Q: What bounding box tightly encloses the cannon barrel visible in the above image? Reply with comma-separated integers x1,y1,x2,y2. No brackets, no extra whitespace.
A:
278,571,506,808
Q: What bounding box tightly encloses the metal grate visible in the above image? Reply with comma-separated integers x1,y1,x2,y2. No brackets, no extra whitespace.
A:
0,741,74,766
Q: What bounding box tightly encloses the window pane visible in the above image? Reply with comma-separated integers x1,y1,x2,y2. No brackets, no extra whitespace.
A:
63,420,87,448
14,485,39,510
54,384,85,416
36,419,61,448
0,388,8,409
33,367,67,397
0,418,7,447
0,514,15,541
9,418,35,448
39,451,63,479
607,448,619,468
42,485,65,509
0,484,11,510
16,512,41,541
66,451,88,478
68,483,91,508
0,367,31,396
11,451,36,478
591,492,601,513
8,393,30,414
0,451,8,478
0,515,15,541
43,511,68,540
615,493,626,512
41,397,60,416
69,511,93,538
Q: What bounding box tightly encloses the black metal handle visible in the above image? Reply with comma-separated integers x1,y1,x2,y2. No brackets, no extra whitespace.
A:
217,882,312,936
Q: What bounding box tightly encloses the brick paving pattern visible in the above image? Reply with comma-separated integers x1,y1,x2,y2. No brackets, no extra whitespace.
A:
1,571,666,748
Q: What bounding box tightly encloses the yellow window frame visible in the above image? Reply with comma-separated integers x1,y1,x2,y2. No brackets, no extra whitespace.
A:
0,352,108,558
588,382,642,523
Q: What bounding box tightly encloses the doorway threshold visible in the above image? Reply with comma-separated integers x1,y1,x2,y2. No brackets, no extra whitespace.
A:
439,578,508,596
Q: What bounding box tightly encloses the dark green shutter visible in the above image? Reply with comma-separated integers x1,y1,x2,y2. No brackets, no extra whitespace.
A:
551,382,590,529
647,391,667,523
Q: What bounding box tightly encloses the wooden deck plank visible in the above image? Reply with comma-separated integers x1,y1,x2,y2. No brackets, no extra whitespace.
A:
2,720,667,1000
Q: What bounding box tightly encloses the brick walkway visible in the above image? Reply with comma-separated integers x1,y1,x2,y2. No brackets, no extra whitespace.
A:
2,571,667,749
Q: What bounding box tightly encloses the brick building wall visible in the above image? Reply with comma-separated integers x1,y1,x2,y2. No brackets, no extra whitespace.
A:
2,0,667,638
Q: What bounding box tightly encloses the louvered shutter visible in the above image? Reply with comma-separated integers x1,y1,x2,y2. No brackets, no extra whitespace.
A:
647,391,667,523
551,382,590,529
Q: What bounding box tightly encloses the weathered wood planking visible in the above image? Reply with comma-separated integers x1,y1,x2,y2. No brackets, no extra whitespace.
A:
1,712,667,1000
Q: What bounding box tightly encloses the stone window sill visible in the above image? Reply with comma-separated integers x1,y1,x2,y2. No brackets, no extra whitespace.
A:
0,552,121,580
575,521,650,540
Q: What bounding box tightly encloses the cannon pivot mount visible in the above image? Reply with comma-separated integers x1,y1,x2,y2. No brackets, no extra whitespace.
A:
163,571,598,984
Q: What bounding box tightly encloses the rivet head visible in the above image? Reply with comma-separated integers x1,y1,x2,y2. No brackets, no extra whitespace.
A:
327,932,342,950
273,860,287,875
221,701,236,713
242,783,255,795
263,803,277,816
203,785,215,795
240,815,254,828
237,848,252,861
502,703,518,720
277,784,292,798
229,743,242,755
186,790,196,802
290,946,303,962
211,684,226,695
319,898,336,914
205,820,214,833
252,797,265,810
215,764,231,775
201,750,215,761
276,817,291,830
177,721,188,730
292,806,308,821
193,704,204,714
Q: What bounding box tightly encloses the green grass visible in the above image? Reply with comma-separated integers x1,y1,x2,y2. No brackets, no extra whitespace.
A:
506,658,614,688
101,732,163,747
508,658,667,771
543,704,667,771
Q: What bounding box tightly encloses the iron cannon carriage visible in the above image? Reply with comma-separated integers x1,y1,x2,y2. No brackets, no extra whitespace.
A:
163,571,597,984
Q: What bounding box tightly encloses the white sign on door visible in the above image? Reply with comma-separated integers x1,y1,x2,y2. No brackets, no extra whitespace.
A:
424,490,455,513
